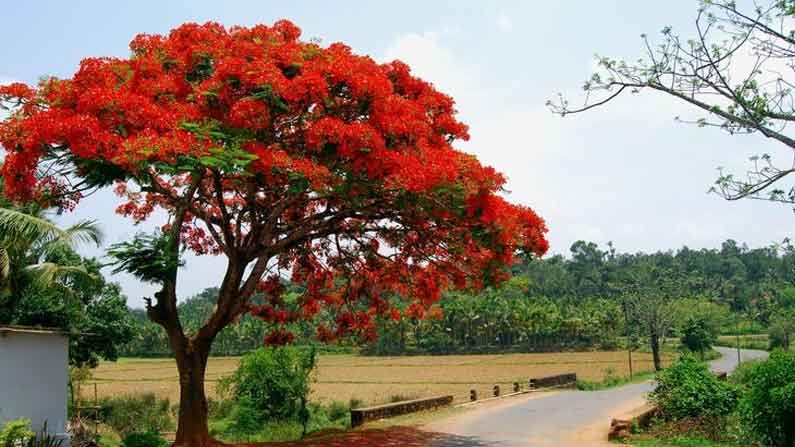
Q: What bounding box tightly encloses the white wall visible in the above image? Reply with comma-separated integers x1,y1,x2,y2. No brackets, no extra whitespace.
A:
0,331,69,444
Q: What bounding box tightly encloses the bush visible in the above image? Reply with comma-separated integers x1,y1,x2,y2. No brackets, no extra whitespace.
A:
325,401,349,422
1,420,34,447
728,358,764,389
98,393,173,437
650,355,738,420
222,346,316,422
207,397,235,420
680,315,717,358
227,396,263,434
120,433,167,447
738,350,795,447
1,421,65,447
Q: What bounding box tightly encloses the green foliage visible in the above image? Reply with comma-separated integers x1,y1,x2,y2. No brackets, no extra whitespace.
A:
0,420,34,447
325,401,349,421
0,421,64,447
768,310,795,350
120,239,795,359
98,393,174,437
737,350,795,447
576,368,657,391
681,315,718,357
107,233,181,284
650,356,739,420
208,400,349,443
628,436,744,447
222,346,317,422
0,183,132,367
120,433,168,447
25,423,64,447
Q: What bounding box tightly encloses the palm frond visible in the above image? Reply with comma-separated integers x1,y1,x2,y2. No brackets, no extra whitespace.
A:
0,208,103,251
64,220,104,246
0,247,9,284
24,262,96,288
0,208,68,246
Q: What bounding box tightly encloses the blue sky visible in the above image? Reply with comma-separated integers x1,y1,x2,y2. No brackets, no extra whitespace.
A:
2,1,792,307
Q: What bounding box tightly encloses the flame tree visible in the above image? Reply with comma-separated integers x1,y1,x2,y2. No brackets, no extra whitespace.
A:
0,21,548,446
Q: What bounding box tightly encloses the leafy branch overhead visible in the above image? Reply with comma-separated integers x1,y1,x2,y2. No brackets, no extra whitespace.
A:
550,0,795,206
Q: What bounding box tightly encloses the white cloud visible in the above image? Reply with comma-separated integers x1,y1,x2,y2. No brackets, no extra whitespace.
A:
380,28,794,259
382,31,478,102
496,13,513,32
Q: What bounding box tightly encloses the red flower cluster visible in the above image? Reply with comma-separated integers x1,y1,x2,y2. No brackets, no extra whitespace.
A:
0,20,549,346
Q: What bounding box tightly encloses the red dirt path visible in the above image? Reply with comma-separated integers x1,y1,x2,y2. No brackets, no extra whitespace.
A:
239,427,447,446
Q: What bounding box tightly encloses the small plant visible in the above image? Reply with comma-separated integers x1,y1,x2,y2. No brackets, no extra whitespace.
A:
120,433,167,447
207,397,235,420
26,423,64,447
98,393,173,437
325,401,349,421
0,420,34,447
68,418,98,447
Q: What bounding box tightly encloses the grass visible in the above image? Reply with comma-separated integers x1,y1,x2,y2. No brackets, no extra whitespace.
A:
577,369,657,390
622,436,743,447
83,351,673,406
714,334,769,351
576,349,720,391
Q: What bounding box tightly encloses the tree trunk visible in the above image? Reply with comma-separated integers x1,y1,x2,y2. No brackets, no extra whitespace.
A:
650,330,662,371
174,340,212,447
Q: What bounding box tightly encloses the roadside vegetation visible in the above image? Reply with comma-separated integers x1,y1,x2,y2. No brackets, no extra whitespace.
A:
619,351,795,447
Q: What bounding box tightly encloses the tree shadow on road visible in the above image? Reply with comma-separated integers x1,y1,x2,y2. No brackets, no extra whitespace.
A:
236,426,495,447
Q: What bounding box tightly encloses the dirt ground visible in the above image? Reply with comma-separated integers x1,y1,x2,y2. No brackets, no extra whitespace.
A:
82,351,670,406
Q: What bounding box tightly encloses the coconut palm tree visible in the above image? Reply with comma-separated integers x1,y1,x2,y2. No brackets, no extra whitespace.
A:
0,199,103,320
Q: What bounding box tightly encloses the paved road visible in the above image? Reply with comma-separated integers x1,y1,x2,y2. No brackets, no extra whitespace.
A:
425,347,768,447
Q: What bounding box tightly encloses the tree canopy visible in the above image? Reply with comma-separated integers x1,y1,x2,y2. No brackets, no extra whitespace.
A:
0,20,548,446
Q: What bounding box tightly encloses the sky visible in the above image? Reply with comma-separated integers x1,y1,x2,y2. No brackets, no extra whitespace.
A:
1,1,793,307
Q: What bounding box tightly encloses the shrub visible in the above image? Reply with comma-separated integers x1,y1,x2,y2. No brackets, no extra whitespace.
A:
325,401,349,422
98,393,173,437
680,315,717,358
227,396,263,434
207,397,235,420
738,350,795,447
728,358,764,389
1,421,65,447
1,420,34,447
26,423,64,447
222,346,316,422
120,433,167,447
650,355,738,420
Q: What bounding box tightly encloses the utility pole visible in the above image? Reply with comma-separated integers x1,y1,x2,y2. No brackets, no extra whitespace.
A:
623,299,633,379
725,281,741,366
736,309,741,365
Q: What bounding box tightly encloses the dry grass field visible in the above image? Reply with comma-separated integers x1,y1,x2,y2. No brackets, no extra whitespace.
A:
81,351,671,406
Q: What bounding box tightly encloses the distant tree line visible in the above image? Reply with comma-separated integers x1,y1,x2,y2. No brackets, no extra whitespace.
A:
120,239,795,360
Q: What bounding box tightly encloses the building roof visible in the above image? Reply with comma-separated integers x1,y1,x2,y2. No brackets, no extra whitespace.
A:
0,325,72,336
